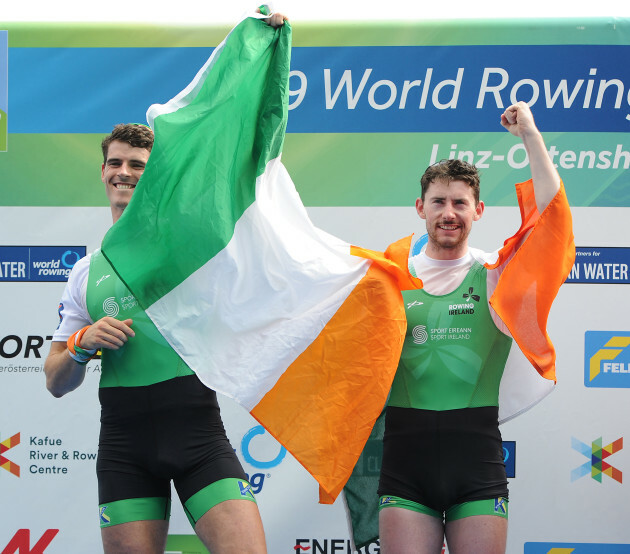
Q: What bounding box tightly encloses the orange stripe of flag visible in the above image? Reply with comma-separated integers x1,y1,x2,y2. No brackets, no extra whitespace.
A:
251,262,406,504
351,235,423,292
489,180,575,382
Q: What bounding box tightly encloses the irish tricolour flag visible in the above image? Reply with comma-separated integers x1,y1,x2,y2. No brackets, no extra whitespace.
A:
101,15,406,503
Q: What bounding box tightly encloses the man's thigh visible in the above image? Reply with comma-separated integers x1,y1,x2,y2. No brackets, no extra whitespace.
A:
445,514,507,554
379,506,445,554
195,499,266,554
101,519,169,554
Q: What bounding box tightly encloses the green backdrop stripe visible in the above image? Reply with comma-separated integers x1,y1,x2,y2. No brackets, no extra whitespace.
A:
3,133,628,207
0,134,104,206
283,132,630,207
2,18,629,47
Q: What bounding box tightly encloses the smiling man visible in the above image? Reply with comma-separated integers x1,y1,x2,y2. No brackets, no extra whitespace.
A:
417,161,484,260
100,124,152,222
44,122,269,553
42,9,290,552
375,101,574,554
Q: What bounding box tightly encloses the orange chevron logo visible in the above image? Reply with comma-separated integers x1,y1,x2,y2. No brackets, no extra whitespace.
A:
0,432,20,477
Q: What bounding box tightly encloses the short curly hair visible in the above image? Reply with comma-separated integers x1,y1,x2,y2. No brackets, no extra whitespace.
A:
101,123,154,163
420,159,481,204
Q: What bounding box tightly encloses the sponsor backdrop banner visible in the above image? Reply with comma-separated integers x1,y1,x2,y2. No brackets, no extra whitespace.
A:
1,17,629,553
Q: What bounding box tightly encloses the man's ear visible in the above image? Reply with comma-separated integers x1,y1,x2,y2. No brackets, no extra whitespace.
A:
473,200,485,221
416,197,426,220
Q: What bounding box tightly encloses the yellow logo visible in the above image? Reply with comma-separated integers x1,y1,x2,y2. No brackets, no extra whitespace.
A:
589,336,630,381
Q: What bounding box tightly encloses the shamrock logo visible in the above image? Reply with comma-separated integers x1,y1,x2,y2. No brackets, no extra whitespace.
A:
463,287,480,302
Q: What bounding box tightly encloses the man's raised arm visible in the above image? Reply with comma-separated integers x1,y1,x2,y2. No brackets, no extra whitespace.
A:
501,101,561,213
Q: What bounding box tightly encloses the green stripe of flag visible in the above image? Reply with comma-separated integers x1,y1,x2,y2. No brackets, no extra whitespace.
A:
101,17,291,309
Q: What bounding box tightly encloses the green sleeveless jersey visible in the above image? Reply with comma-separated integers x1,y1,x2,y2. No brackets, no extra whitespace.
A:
86,250,194,388
388,261,512,411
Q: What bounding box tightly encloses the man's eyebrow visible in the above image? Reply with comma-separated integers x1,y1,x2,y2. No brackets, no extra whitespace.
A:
105,157,146,165
428,194,470,202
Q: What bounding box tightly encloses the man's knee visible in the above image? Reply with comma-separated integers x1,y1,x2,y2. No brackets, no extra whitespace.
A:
195,499,266,554
101,519,169,554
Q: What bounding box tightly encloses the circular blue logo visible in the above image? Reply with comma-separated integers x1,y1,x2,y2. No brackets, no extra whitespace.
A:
61,250,81,269
241,425,287,469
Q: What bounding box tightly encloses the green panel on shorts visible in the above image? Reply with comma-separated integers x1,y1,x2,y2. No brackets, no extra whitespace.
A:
99,497,171,527
447,497,509,521
184,478,257,527
378,495,442,519
379,495,509,521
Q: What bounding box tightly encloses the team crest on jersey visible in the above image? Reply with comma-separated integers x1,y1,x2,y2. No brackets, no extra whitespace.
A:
103,297,120,317
446,287,479,316
462,287,480,302
412,325,429,345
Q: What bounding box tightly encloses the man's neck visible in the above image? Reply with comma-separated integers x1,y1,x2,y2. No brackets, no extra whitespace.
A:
424,243,469,261
111,206,123,224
